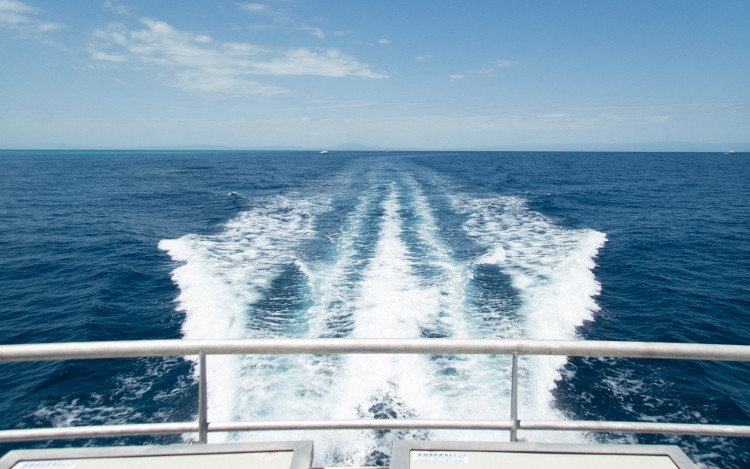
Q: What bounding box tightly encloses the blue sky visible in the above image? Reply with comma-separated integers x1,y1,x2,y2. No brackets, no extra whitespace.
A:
1,0,748,149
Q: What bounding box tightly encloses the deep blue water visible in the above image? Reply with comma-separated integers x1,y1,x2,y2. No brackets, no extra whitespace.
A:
0,151,749,468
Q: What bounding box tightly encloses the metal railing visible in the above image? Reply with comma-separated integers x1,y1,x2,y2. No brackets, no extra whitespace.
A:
2,338,750,444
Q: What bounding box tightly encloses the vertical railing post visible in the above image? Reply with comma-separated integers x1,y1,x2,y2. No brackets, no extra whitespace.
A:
509,352,519,442
197,351,208,444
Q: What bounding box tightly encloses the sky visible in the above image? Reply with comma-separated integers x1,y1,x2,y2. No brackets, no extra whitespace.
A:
0,0,748,149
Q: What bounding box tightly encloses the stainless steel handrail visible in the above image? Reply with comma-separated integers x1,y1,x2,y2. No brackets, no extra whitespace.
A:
3,338,750,362
1,338,750,444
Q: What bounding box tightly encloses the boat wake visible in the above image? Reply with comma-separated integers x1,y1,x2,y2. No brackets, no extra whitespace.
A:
159,163,607,466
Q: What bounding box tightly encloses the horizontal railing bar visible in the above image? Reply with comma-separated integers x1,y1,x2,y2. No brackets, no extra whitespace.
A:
0,423,198,443
211,419,750,437
4,419,749,443
209,420,513,432
520,420,750,438
2,339,750,363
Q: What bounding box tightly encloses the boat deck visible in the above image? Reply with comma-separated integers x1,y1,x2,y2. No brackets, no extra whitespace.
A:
393,441,696,469
0,441,698,469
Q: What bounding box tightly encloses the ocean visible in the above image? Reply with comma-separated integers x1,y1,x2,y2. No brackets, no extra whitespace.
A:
0,151,748,468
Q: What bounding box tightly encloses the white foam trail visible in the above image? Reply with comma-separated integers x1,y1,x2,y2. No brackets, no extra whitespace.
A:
454,193,607,438
201,182,454,465
159,169,607,458
176,181,387,460
220,186,381,454
270,179,475,464
350,184,436,338
399,178,517,445
158,195,328,440
318,184,445,464
405,176,472,339
302,186,375,341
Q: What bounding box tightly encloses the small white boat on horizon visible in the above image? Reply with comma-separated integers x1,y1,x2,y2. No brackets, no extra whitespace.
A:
725,150,736,154
320,150,329,154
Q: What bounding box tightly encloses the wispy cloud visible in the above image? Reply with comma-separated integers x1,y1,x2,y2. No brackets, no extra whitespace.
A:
0,0,64,33
450,59,512,79
234,2,305,32
648,115,669,124
378,38,389,44
237,2,269,13
301,98,378,109
415,55,432,62
301,26,325,38
0,0,35,26
36,21,63,31
236,2,330,41
104,1,130,15
89,18,388,96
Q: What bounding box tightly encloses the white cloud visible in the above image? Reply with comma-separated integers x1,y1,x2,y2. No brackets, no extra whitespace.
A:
301,116,310,122
451,59,512,79
0,0,35,26
378,38,389,44
91,50,127,62
649,115,669,123
301,26,325,38
333,31,346,37
449,73,464,79
415,55,432,62
237,3,269,13
0,0,65,35
36,21,63,31
89,17,388,96
104,1,130,15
